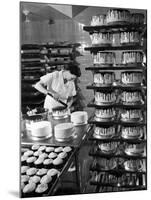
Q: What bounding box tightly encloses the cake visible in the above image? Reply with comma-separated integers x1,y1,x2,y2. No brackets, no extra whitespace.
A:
39,153,48,159
58,152,67,159
120,32,141,45
71,111,88,125
22,182,36,195
94,72,115,86
121,109,142,121
29,121,52,138
122,51,143,65
48,152,57,159
90,33,112,46
54,123,74,141
93,52,115,65
121,90,142,104
52,157,63,168
121,71,143,85
21,166,29,174
94,126,116,138
95,108,116,120
99,142,118,153
106,9,130,24
91,14,106,26
24,150,34,157
45,147,55,153
33,151,43,157
124,159,143,171
97,158,117,170
52,106,69,119
125,143,144,155
54,147,63,153
21,155,28,165
47,168,60,177
26,156,37,167
31,144,40,151
131,13,144,25
21,175,30,183
121,126,143,139
95,91,116,104
43,159,53,168
34,157,44,168
38,146,46,151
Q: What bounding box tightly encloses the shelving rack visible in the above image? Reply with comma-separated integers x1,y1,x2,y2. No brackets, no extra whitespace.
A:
83,20,147,193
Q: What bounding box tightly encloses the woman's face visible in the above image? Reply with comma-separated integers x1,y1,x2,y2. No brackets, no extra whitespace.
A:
63,70,76,82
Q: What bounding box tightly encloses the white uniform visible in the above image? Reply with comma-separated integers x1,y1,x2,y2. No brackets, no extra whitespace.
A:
40,71,76,112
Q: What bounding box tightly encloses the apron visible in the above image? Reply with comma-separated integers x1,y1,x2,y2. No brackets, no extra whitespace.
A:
43,71,75,112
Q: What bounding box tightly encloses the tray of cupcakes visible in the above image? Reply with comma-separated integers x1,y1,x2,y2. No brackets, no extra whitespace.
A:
21,144,74,197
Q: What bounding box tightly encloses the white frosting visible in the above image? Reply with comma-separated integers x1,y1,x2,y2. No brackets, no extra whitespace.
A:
126,144,144,154
91,15,106,26
121,109,142,119
52,108,69,117
121,72,143,84
93,52,115,64
94,73,115,85
29,121,52,138
95,91,116,103
121,91,142,102
54,123,74,139
90,33,112,45
95,108,116,119
106,9,130,24
122,126,143,137
94,126,115,136
71,111,88,124
120,32,140,44
122,52,143,64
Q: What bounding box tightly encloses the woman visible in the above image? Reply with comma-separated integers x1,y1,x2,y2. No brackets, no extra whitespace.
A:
34,69,77,112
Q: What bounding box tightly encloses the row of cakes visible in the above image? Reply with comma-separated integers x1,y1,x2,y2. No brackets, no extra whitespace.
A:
94,90,143,105
90,31,142,46
93,71,144,86
91,9,145,26
94,125,144,139
94,107,144,122
93,51,144,65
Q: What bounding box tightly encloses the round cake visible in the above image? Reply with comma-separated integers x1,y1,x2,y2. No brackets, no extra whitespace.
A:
124,159,143,171
99,142,118,153
106,9,130,24
94,72,115,86
91,14,106,26
121,109,142,121
121,71,143,85
93,52,115,65
131,13,144,25
71,111,88,125
125,143,144,155
121,90,142,104
90,33,112,46
95,91,116,104
94,125,116,138
52,106,69,119
121,126,144,139
54,123,74,141
95,108,116,120
122,51,143,65
120,31,141,45
29,121,52,138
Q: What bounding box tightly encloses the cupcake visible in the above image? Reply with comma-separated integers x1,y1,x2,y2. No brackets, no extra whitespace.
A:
24,150,34,157
40,174,52,185
21,155,28,165
26,156,37,167
43,159,53,169
39,153,48,159
33,150,43,157
36,168,48,177
21,166,29,175
21,182,25,190
26,168,38,176
21,175,30,184
35,183,49,196
38,146,46,152
47,168,60,181
34,157,44,168
48,152,57,159
58,152,67,160
52,157,63,169
54,147,63,153
22,182,36,197
31,144,40,151
45,147,55,153
63,146,72,153
29,175,41,184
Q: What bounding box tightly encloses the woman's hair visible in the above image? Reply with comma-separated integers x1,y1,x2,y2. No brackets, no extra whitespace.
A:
64,63,81,77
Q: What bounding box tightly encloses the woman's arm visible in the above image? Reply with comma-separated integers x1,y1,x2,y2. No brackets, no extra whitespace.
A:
34,80,60,99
